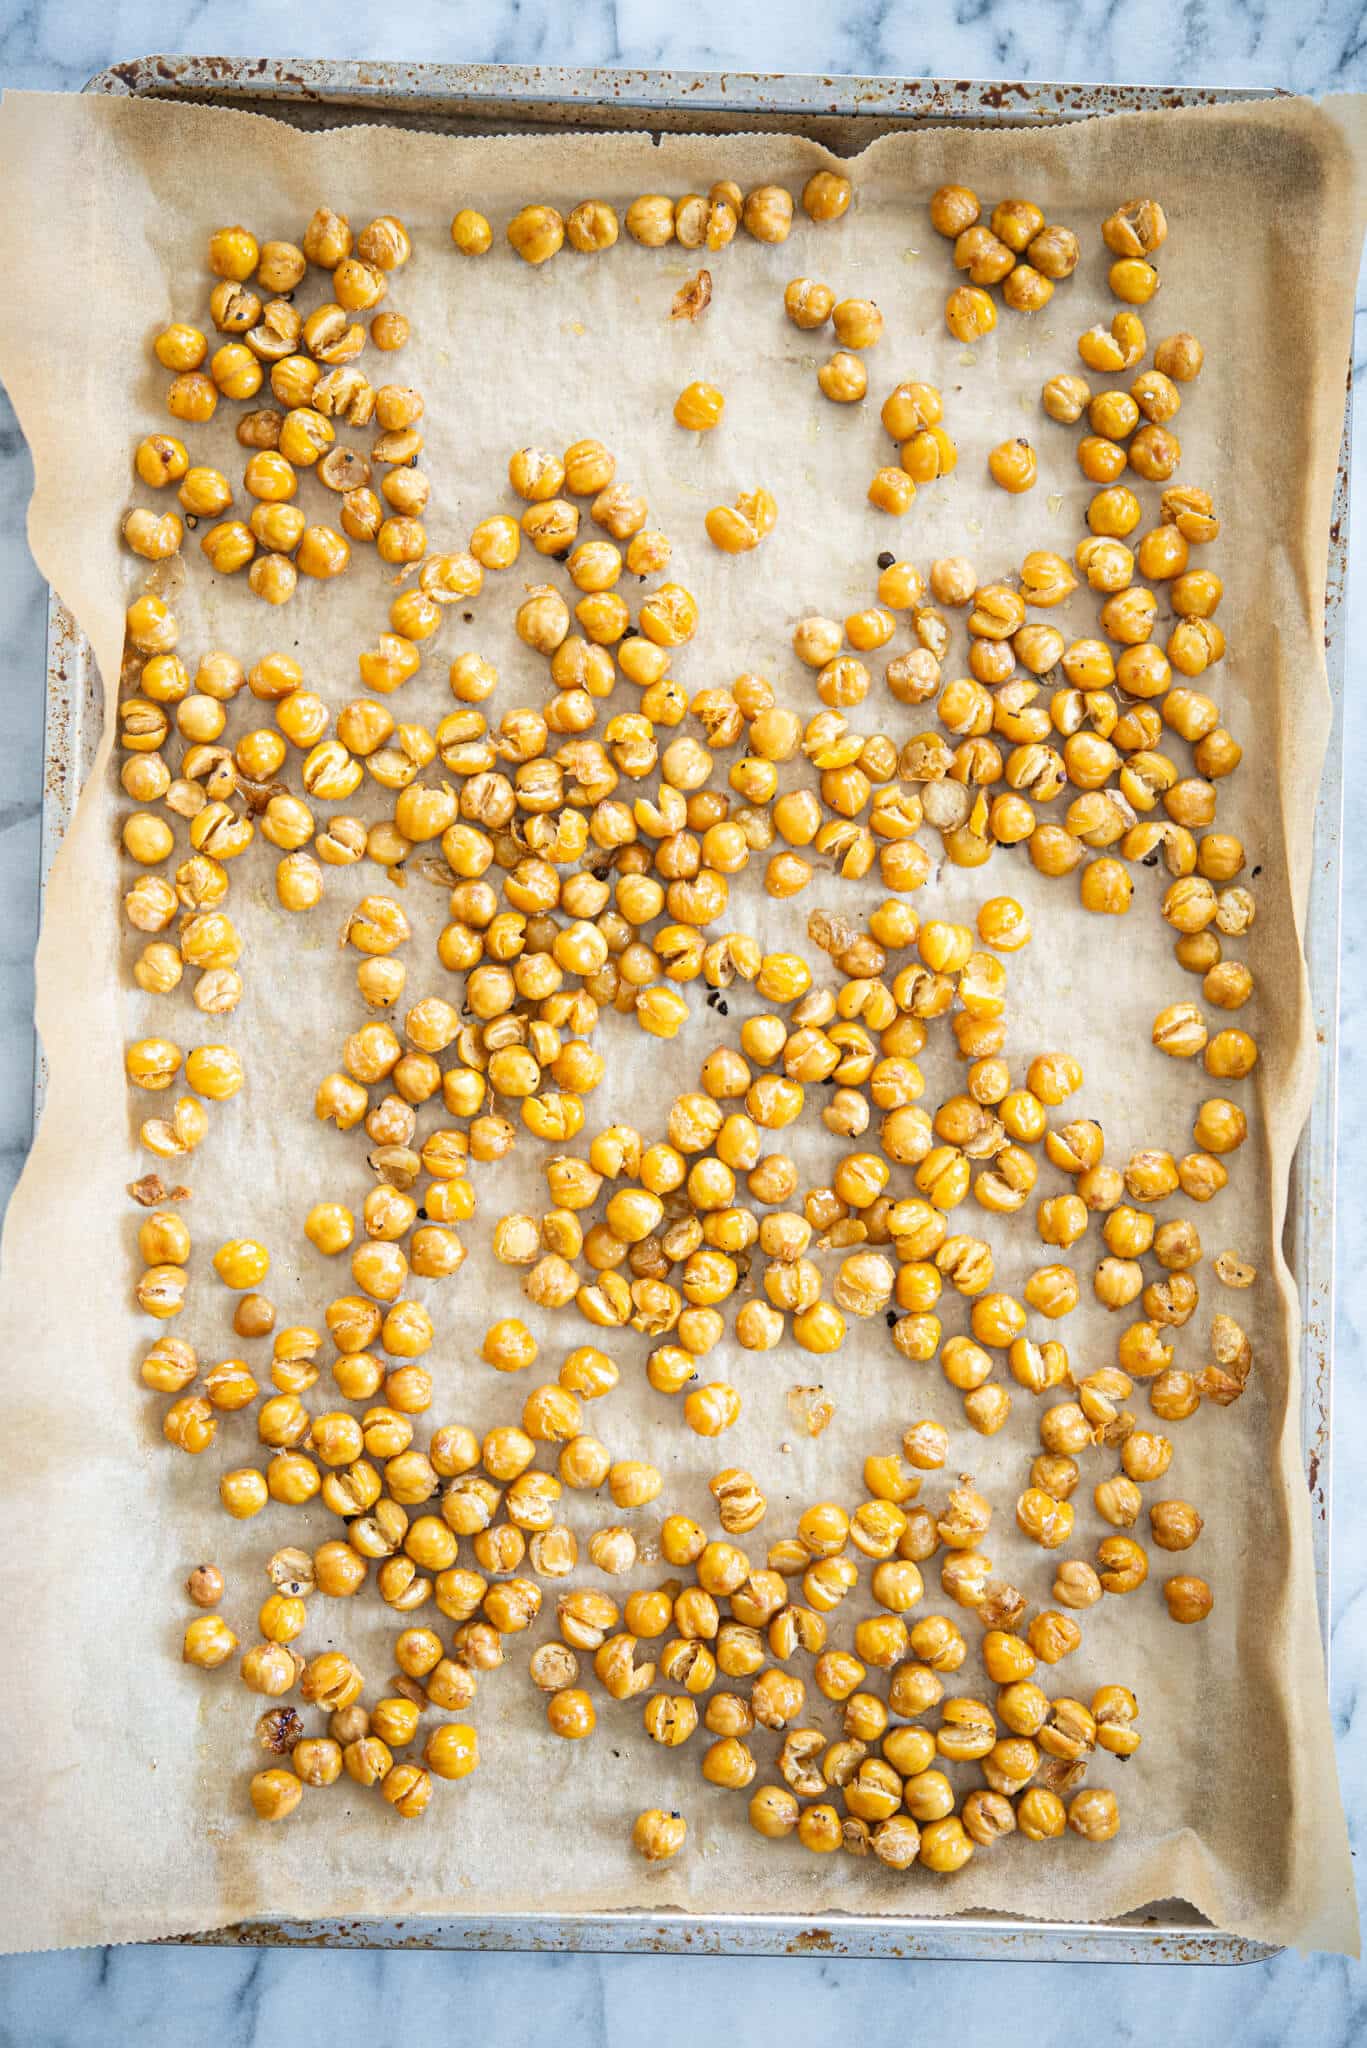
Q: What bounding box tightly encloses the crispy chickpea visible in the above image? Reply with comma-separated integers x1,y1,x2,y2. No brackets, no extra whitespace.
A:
623,194,674,246
183,1615,239,1669
563,198,619,252
674,381,725,432
1110,257,1159,304
832,298,884,349
785,278,835,329
919,1815,973,1873
818,351,868,403
1155,331,1204,381
930,184,980,236
632,1809,687,1862
1097,1535,1148,1595
988,440,1037,493
1151,1500,1204,1551
945,286,997,342
1164,1574,1214,1624
742,185,793,242
508,205,564,264
803,169,851,221
1003,265,1053,313
1068,1788,1120,1842
1206,1028,1258,1081
250,1769,303,1822
450,207,493,255
749,1784,800,1839
1042,373,1090,424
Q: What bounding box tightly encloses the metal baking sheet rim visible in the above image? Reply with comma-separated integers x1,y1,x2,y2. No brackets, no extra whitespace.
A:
35,57,1344,1964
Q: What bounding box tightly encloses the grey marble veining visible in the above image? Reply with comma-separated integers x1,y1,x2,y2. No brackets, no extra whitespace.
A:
1,6,1366,2044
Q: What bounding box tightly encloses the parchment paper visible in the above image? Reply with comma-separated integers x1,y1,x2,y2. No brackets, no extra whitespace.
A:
0,88,1360,1955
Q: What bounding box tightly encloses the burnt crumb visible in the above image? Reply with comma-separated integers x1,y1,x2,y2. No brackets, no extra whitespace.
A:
717,1001,728,1016
127,1172,190,1205
462,611,474,622
877,550,895,570
885,1311,898,1328
257,1707,303,1755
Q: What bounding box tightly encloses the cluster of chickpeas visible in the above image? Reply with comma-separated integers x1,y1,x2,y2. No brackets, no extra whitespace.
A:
515,1470,1139,1869
671,372,781,558
860,380,957,517
1100,198,1169,306
1001,326,1197,512
929,186,1081,343
126,209,422,605
120,180,1261,1855
780,275,885,411
184,1540,479,1823
456,169,852,269
169,1271,698,1823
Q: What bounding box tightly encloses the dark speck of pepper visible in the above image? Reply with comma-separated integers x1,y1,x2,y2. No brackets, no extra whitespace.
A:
877,550,895,570
1251,864,1262,877
885,1311,898,1328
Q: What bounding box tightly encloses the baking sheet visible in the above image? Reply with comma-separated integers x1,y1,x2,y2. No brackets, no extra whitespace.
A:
0,86,1361,1955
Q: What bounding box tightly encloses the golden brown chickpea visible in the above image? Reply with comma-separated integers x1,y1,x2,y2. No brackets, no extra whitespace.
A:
930,183,981,236
1150,1499,1204,1551
1164,1574,1213,1624
632,1808,688,1862
742,185,794,243
1002,265,1053,313
818,351,868,404
1103,198,1167,258
784,277,835,330
868,467,916,514
1110,257,1159,304
955,223,1015,284
988,439,1037,493
450,207,493,255
832,297,884,349
1041,372,1091,423
945,286,997,342
507,204,564,264
1155,331,1204,381
1068,1788,1120,1842
1029,223,1080,278
803,170,852,221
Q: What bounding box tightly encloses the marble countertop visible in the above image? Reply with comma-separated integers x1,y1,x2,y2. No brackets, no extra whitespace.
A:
2,9,1365,2044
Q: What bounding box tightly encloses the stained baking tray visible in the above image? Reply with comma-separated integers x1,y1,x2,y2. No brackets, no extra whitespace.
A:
35,58,1344,1963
